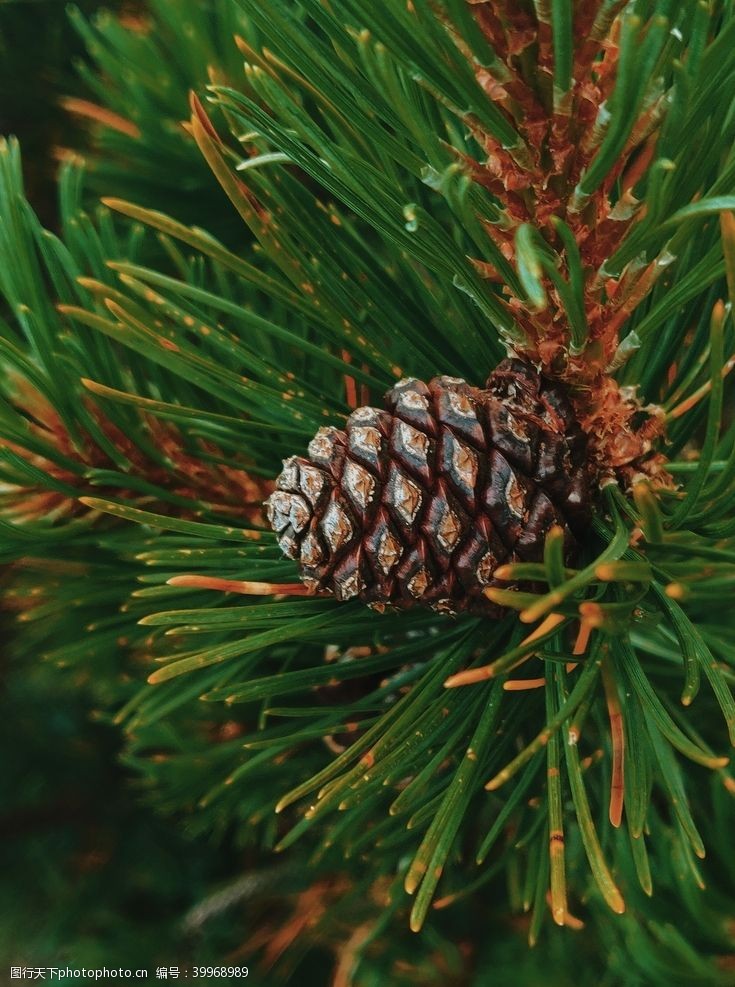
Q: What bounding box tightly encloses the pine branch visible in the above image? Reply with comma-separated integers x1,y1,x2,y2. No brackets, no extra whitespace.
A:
1,1,735,981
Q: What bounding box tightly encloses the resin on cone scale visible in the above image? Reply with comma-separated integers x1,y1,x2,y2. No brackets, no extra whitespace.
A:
266,359,597,615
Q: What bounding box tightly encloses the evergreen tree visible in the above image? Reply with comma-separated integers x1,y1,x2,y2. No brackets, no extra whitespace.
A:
2,1,735,983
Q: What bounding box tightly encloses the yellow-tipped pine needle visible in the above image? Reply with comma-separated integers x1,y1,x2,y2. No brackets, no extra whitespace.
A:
665,582,687,600
167,575,312,595
601,658,625,828
504,677,547,691
60,97,141,138
595,562,651,582
444,614,565,688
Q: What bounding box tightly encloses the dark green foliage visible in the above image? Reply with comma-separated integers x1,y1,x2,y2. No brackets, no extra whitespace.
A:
0,0,120,225
68,0,271,238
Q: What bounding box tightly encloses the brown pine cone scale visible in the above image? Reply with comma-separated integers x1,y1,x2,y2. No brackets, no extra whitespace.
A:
266,359,596,616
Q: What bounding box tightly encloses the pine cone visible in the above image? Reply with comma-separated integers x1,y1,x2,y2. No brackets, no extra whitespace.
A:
266,359,596,616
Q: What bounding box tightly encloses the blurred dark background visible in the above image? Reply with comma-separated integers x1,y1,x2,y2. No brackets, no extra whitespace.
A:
0,0,126,224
